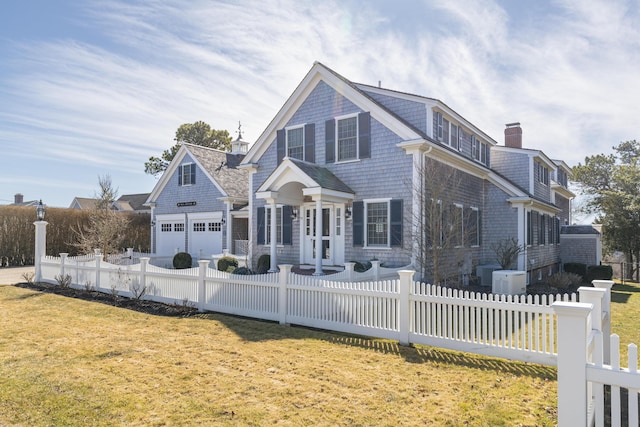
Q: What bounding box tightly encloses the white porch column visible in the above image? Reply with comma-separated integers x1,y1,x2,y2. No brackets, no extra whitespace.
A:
516,204,526,271
269,199,278,272
313,198,323,276
225,201,232,253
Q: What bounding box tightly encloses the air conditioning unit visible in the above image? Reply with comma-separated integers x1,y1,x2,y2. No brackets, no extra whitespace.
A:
492,270,527,295
476,264,502,286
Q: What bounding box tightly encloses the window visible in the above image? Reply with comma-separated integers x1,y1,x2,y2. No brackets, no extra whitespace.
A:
449,204,464,247
539,214,546,245
480,143,489,166
471,136,480,161
450,124,459,150
193,222,205,232
287,126,304,160
527,211,535,246
266,206,283,245
366,201,388,246
179,163,195,186
443,118,449,145
435,112,443,140
337,116,358,161
336,207,341,236
174,223,184,232
537,162,549,186
467,207,480,247
161,223,171,232
209,222,221,232
557,169,568,187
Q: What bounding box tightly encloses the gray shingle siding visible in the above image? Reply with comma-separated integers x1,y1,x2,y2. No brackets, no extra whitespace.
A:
491,150,530,191
360,90,428,134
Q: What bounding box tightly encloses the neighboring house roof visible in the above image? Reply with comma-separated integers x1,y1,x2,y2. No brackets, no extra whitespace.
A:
117,193,151,212
561,225,600,235
69,197,100,210
146,143,249,205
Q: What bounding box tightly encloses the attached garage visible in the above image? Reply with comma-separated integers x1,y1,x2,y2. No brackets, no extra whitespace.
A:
188,212,223,258
156,213,186,256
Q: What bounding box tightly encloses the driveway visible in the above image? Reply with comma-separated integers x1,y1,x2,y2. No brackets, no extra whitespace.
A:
0,266,34,285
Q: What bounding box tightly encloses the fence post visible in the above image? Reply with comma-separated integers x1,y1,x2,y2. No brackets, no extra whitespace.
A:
278,264,292,325
140,257,149,296
33,220,48,282
344,262,355,281
371,260,380,280
198,260,210,313
94,249,102,290
552,301,593,427
592,279,614,364
397,270,415,346
60,253,68,281
579,286,606,332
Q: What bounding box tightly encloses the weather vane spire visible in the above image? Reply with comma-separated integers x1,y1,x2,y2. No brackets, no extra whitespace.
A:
236,121,243,140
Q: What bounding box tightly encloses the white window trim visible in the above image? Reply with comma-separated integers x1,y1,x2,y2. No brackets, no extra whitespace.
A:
265,205,284,247
285,124,305,160
335,113,359,163
363,198,391,249
180,163,195,186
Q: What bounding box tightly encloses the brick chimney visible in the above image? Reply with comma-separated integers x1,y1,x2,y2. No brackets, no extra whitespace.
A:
14,193,24,204
505,122,522,148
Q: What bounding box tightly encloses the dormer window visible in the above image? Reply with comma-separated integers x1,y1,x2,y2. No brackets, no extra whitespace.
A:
179,163,196,186
537,162,549,186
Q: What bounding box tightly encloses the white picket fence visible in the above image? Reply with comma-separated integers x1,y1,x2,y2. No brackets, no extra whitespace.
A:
40,252,585,366
553,281,640,426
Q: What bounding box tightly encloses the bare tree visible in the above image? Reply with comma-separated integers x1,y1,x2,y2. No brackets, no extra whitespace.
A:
73,175,130,257
411,157,479,285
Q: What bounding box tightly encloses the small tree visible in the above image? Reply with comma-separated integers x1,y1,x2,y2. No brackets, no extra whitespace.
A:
490,237,523,270
72,175,130,257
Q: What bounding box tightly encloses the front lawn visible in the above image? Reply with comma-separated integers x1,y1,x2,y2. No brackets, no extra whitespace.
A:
0,282,570,426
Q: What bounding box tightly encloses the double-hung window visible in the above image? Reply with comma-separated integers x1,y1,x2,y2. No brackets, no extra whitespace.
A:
537,163,549,186
179,163,196,186
443,118,450,145
337,115,358,161
467,207,480,247
450,124,459,150
366,201,389,247
471,136,480,161
286,126,304,160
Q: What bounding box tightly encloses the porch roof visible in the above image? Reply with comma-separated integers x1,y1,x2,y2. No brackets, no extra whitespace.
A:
288,158,354,194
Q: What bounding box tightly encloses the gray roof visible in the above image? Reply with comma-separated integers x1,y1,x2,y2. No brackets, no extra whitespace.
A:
289,158,354,194
117,193,151,212
185,143,249,199
561,225,600,235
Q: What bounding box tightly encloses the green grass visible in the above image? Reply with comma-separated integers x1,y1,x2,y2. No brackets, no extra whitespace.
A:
1,284,561,426
610,281,640,361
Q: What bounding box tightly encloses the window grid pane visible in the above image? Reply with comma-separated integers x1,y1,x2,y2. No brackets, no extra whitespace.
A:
337,117,357,161
287,127,304,160
193,222,205,232
367,202,388,246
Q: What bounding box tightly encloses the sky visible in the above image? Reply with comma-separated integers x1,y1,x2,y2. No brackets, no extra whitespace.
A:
1,0,639,209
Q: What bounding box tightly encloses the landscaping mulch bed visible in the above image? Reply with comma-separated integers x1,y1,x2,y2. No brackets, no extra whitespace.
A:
14,281,199,317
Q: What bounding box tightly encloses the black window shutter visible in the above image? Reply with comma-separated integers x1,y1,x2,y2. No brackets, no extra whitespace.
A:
304,124,315,163
276,129,286,165
358,112,371,159
325,119,335,163
190,164,196,184
477,210,482,246
390,199,403,247
282,205,292,245
257,207,265,245
178,165,183,186
352,201,364,246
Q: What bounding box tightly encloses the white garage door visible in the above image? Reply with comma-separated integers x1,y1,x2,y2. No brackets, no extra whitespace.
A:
156,214,185,257
188,212,223,258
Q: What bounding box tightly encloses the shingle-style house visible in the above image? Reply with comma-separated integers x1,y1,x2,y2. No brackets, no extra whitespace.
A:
239,62,575,283
145,137,250,262
69,194,151,213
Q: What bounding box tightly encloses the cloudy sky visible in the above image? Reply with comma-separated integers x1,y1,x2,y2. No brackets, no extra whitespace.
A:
1,0,638,208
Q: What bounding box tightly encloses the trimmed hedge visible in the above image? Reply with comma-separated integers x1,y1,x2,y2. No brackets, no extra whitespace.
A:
563,262,587,279
585,265,613,283
173,252,192,269
256,254,270,274
217,256,239,272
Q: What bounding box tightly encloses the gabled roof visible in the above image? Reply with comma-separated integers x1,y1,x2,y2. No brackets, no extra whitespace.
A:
147,143,249,204
117,193,151,212
69,197,100,210
561,225,600,235
288,158,354,194
241,62,427,165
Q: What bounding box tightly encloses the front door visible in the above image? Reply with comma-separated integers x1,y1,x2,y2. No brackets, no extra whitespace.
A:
302,204,345,266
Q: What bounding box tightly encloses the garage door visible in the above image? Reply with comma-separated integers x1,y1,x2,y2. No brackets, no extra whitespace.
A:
156,216,185,256
189,213,223,258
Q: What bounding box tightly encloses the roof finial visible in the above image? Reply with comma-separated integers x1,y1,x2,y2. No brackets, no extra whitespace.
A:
236,121,243,140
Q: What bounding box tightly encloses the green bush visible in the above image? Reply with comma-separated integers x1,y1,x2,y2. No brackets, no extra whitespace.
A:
217,255,239,272
173,252,192,269
256,254,270,274
232,267,253,275
563,262,587,279
352,261,372,273
585,265,613,283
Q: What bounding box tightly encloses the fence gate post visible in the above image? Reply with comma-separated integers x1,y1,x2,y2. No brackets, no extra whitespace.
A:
33,220,48,282
278,265,292,325
198,260,210,313
94,249,102,290
552,301,593,427
397,270,415,346
592,280,614,364
60,253,68,281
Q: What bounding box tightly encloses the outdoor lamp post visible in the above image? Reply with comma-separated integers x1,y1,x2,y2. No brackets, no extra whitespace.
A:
34,200,48,283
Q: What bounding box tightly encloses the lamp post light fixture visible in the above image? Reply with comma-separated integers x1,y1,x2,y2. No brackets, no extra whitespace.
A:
36,199,46,221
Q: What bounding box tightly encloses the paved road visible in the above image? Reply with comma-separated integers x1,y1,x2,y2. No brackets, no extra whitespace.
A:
0,266,34,285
